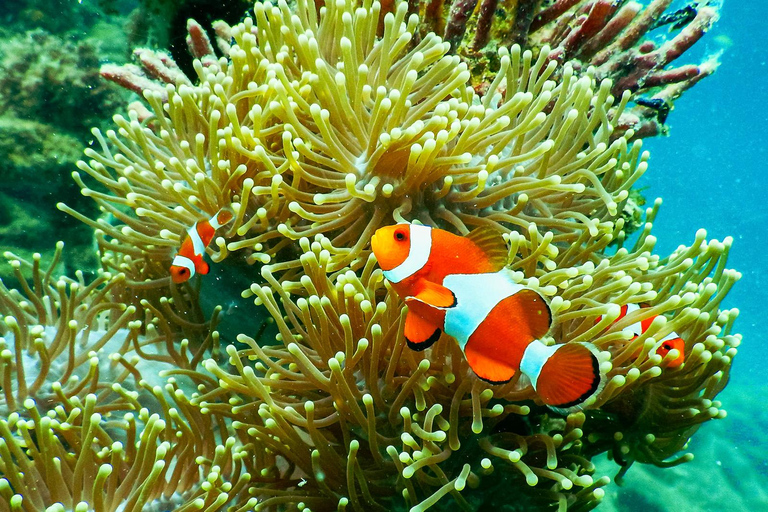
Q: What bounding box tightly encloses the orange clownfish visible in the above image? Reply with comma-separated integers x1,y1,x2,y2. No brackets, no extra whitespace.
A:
170,209,233,283
597,303,685,367
371,224,604,412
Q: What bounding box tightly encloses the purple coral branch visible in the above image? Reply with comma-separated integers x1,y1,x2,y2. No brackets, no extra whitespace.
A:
407,0,420,17
641,64,700,89
134,49,192,86
609,0,672,54
577,1,642,60
636,6,720,70
548,0,618,62
530,0,582,32
212,20,234,56
185,19,216,60
100,63,168,100
615,53,720,140
498,0,538,49
100,17,230,101
444,0,480,51
422,0,447,37
565,1,616,54
605,5,719,95
472,0,500,50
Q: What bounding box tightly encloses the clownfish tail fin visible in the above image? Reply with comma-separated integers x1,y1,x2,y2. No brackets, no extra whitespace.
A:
521,341,604,414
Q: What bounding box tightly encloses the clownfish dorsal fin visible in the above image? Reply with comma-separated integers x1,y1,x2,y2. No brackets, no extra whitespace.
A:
466,227,509,272
411,280,457,309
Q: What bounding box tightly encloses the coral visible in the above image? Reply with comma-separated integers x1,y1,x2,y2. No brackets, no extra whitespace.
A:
0,116,93,284
1,0,104,37
105,1,723,140
0,30,121,134
0,1,740,511
416,0,723,138
0,29,126,285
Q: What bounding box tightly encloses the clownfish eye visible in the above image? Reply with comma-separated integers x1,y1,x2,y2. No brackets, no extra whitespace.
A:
662,343,672,350
394,231,406,241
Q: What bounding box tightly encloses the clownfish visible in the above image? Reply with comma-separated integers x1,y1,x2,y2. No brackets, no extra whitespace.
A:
371,224,604,412
170,209,233,283
597,303,685,367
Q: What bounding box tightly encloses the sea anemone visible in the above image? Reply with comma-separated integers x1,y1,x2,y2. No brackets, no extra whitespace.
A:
62,0,645,279
0,1,738,510
0,246,247,511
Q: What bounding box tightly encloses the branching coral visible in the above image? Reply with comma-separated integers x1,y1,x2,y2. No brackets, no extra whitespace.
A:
414,0,722,138
0,0,740,511
106,1,722,141
0,29,121,135
0,28,126,284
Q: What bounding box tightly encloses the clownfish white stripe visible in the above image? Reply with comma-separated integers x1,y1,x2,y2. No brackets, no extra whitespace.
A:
443,270,526,349
383,224,432,283
623,303,643,335
188,223,206,257
172,255,196,277
520,341,561,390
209,213,225,230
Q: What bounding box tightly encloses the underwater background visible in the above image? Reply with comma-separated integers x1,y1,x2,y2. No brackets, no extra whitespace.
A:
598,1,768,509
0,0,765,510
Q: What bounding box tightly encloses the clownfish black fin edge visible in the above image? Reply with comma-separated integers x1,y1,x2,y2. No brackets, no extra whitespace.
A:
529,342,605,415
546,345,605,415
475,374,515,385
406,328,442,352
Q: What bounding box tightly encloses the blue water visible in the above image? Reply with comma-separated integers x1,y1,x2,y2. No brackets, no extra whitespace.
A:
640,1,767,387
613,1,768,508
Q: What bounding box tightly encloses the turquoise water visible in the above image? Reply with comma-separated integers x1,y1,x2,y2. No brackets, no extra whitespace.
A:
607,1,768,509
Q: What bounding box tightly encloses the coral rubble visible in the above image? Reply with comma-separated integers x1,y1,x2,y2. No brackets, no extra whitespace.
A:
0,1,737,511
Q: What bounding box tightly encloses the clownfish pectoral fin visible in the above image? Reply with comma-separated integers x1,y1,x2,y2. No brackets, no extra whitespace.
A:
466,227,509,272
196,259,210,275
411,280,457,309
403,310,442,351
403,294,444,351
521,341,603,414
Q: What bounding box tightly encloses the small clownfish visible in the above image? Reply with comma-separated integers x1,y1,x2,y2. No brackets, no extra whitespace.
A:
371,224,604,412
596,303,685,367
170,209,234,283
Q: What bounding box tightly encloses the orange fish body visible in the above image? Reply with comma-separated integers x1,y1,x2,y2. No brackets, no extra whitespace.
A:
598,303,685,367
170,209,233,283
371,224,603,412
